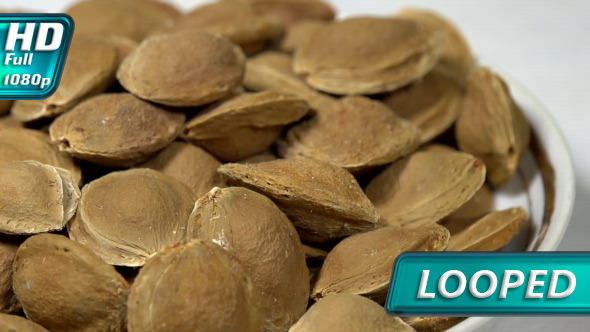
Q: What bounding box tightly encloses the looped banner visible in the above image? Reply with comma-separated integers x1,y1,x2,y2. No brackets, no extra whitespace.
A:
386,252,590,316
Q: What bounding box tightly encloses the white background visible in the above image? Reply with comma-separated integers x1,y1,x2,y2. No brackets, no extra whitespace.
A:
6,0,590,329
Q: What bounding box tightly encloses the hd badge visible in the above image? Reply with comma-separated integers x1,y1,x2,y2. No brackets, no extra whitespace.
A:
0,14,74,99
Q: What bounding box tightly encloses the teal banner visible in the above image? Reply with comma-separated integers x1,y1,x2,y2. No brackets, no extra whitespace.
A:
0,14,74,99
386,252,590,316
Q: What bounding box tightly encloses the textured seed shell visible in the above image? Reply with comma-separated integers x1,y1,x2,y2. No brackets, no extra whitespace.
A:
98,35,139,66
442,184,495,235
278,96,421,173
303,57,442,96
56,167,81,226
219,159,379,242
68,169,196,266
398,8,474,82
230,0,335,26
0,313,48,332
294,17,443,95
302,244,328,266
145,0,182,17
0,240,19,313
245,56,336,111
190,187,309,332
290,293,416,332
402,317,465,332
381,66,464,142
67,214,124,265
280,20,328,52
239,150,277,164
0,128,81,183
447,207,527,251
249,51,300,78
312,224,449,301
365,146,486,228
12,234,129,332
117,30,245,107
12,36,118,122
162,2,284,55
183,91,309,133
456,67,531,187
127,240,264,332
49,93,185,167
0,161,80,235
139,142,224,197
295,17,435,75
0,101,12,115
183,91,310,161
66,0,178,42
0,115,22,129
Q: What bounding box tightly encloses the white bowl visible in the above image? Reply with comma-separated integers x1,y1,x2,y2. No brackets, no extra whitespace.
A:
446,74,576,332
